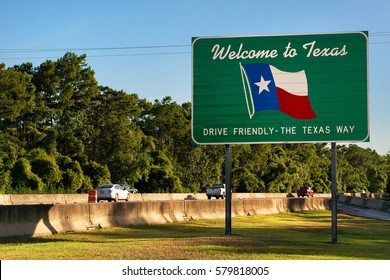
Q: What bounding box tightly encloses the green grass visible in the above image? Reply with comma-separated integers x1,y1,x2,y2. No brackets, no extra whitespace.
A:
1,210,390,260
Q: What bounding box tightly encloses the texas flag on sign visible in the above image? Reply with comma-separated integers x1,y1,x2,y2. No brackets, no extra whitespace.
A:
240,63,316,120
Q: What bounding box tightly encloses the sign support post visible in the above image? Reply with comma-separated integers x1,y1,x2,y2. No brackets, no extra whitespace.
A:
225,144,232,236
331,142,338,244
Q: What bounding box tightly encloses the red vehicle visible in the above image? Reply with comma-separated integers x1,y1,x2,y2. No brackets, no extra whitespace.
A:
297,187,314,197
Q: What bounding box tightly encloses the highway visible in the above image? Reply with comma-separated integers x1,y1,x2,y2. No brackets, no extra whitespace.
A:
338,203,390,221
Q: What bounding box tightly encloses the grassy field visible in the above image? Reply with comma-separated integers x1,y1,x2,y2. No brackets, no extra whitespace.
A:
0,210,389,260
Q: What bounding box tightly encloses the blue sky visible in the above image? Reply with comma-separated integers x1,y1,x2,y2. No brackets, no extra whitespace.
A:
1,0,389,154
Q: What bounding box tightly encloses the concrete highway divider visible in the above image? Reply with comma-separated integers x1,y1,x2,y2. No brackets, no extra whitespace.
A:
2,192,388,238
0,204,51,237
338,193,390,213
338,194,389,212
366,198,387,211
0,197,331,238
0,192,332,205
337,194,349,204
0,203,92,237
243,198,283,215
184,200,225,220
9,194,67,205
0,194,89,205
88,200,187,227
0,194,11,205
349,196,366,207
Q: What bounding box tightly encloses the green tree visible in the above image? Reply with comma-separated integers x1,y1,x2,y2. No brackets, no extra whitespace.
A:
284,144,331,192
0,159,11,194
0,134,20,193
56,110,90,164
86,86,151,185
0,134,20,170
232,145,266,193
31,53,98,163
366,166,386,193
179,145,224,193
260,145,293,193
385,153,390,193
337,154,368,192
33,52,98,114
10,158,44,193
138,97,194,193
0,63,35,121
139,96,191,159
28,148,62,192
138,151,186,193
338,145,387,193
0,64,36,156
56,155,84,193
83,160,111,188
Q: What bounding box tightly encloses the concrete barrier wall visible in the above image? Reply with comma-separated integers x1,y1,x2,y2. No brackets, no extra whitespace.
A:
0,204,47,237
349,196,366,207
0,197,331,238
89,200,187,227
0,203,90,237
0,192,332,205
338,193,390,213
233,193,289,199
129,193,144,201
365,199,386,211
141,193,193,201
243,198,283,215
64,194,89,204
9,194,66,205
0,194,11,205
338,194,348,203
0,194,89,205
184,200,226,220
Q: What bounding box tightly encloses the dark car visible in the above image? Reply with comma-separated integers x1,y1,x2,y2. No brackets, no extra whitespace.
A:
297,186,314,197
121,184,138,194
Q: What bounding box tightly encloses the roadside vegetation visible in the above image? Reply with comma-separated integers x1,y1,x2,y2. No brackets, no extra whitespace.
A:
1,211,389,260
1,53,389,195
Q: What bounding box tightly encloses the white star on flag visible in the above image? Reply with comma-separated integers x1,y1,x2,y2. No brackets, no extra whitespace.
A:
254,76,271,94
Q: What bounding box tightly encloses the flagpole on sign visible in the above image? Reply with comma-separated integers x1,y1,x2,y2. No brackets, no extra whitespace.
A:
239,63,255,119
225,144,232,236
331,142,338,244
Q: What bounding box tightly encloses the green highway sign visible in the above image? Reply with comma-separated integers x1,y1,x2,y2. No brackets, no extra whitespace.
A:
192,32,369,144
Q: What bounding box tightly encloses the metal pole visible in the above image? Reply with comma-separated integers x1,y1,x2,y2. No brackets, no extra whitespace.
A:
331,142,338,244
225,144,232,236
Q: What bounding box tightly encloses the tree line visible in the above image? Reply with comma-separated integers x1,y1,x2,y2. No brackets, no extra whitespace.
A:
1,53,389,194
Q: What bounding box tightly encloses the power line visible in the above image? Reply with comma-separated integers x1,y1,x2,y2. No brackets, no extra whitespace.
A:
0,32,389,60
0,44,191,60
370,41,390,45
0,44,190,53
370,31,390,36
1,31,389,53
1,51,191,60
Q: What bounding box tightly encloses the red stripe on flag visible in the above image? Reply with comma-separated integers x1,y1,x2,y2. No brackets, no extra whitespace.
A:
276,87,316,120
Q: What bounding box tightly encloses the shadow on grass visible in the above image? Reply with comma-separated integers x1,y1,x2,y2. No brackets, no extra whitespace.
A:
0,236,69,245
1,211,390,260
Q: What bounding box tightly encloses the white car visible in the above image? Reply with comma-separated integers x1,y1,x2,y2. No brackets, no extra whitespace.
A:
97,184,131,202
206,184,226,199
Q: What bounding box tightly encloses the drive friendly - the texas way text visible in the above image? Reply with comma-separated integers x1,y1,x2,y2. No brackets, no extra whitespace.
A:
203,125,355,137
